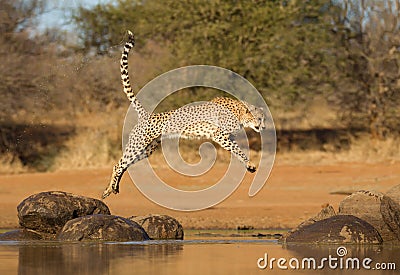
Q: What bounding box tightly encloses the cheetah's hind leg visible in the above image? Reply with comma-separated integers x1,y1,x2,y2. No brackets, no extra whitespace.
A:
102,138,161,199
102,161,125,199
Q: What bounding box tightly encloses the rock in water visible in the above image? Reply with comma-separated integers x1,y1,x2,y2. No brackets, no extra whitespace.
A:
284,204,336,240
285,215,382,244
57,214,149,241
17,191,110,234
380,195,400,241
0,229,42,241
129,214,184,240
386,184,400,205
338,190,398,242
298,204,336,228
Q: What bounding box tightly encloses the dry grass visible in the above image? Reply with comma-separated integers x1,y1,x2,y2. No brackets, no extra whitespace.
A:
277,135,400,165
0,153,27,174
50,117,400,173
2,108,400,175
335,135,400,163
51,113,123,170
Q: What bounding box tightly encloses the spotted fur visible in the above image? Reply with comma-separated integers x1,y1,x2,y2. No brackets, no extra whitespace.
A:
102,31,266,199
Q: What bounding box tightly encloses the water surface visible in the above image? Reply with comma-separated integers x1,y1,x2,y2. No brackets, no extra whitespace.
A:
0,231,398,274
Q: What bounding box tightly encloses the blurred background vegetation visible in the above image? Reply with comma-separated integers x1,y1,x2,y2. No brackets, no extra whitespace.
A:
1,0,400,173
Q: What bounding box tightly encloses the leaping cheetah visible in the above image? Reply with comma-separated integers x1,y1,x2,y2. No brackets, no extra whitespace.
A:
102,31,266,199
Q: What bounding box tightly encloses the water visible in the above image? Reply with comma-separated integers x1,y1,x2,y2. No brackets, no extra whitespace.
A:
0,231,398,274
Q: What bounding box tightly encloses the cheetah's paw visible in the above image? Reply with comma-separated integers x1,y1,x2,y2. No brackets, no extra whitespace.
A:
246,162,257,173
102,185,119,200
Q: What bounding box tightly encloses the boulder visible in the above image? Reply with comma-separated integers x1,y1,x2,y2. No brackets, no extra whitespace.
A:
386,184,400,205
129,214,184,240
380,195,400,241
57,214,149,242
297,204,336,228
0,229,42,241
338,190,397,241
285,215,382,244
284,204,336,240
17,191,110,234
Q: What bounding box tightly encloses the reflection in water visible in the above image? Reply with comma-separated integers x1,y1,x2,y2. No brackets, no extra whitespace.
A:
17,242,183,275
0,240,398,275
285,244,399,274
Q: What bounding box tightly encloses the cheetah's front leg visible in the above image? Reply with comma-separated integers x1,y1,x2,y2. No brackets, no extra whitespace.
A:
212,132,256,173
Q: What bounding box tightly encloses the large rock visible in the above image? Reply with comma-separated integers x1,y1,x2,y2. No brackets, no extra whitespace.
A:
0,229,42,241
382,184,400,242
57,214,149,241
129,214,184,240
386,184,400,205
380,195,400,241
17,191,110,234
285,215,382,244
338,190,397,242
297,204,336,228
284,204,336,240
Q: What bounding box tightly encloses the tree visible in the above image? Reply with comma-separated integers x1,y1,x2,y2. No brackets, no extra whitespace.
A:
334,0,400,138
0,0,50,122
73,0,350,117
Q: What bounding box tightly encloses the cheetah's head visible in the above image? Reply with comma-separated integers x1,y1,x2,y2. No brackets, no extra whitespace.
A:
241,102,266,133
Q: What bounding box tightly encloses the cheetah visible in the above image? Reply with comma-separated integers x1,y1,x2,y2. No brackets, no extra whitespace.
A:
102,31,266,199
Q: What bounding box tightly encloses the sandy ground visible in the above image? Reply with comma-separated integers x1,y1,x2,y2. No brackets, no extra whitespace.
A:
0,162,399,230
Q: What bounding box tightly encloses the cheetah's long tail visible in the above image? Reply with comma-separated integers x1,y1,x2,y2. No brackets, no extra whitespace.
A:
120,30,147,117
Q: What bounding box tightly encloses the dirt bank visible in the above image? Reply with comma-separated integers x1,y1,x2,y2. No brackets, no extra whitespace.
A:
0,162,399,230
